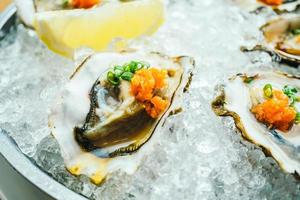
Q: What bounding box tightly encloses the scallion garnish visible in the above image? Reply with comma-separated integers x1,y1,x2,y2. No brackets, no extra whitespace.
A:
263,84,273,98
107,71,120,86
283,85,298,96
106,60,149,86
295,113,300,124
283,85,298,105
62,0,69,7
129,62,138,72
291,29,300,35
113,66,124,77
121,71,134,81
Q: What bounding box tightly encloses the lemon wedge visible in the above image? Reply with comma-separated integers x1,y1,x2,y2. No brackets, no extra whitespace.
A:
32,0,164,58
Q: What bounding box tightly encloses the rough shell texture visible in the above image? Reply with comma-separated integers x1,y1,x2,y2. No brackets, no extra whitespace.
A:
261,15,300,65
242,15,300,67
48,51,194,184
15,0,35,27
212,71,300,176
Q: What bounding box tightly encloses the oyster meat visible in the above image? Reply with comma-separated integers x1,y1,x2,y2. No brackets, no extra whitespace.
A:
212,71,300,175
49,51,194,184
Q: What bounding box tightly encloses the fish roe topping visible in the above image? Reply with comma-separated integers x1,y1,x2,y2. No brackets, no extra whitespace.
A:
145,96,169,119
131,68,169,118
70,0,100,9
259,0,283,6
258,0,283,6
251,89,296,132
131,68,156,101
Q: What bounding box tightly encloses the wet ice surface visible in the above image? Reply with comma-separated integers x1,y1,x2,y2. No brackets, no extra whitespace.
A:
1,0,300,199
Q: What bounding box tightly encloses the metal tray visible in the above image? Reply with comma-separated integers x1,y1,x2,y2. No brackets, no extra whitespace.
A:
0,4,86,200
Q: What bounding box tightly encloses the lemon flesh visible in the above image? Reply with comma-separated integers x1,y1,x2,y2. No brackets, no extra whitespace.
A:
33,0,165,58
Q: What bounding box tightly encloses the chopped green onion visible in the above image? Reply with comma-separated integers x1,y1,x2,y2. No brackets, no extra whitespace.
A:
283,85,298,105
295,113,300,124
124,64,131,72
106,60,149,86
292,29,300,35
114,65,124,71
114,66,124,77
263,84,273,98
121,71,133,81
283,85,298,95
107,71,120,86
138,61,150,69
62,0,69,7
131,61,140,72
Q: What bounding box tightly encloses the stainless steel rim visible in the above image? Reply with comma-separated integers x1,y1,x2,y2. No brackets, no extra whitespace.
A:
0,5,86,200
0,189,7,200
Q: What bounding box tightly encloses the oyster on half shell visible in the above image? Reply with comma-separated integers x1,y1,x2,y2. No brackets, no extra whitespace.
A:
49,51,194,184
261,15,300,65
242,15,300,66
212,71,300,175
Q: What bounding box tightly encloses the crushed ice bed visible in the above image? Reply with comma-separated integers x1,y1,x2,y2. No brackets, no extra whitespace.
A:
0,0,300,199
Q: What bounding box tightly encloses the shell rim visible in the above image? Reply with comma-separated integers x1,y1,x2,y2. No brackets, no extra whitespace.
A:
72,51,195,157
261,15,300,65
48,51,195,185
211,71,300,178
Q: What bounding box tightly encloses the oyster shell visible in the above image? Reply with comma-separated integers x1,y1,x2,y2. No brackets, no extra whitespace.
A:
233,0,300,13
15,0,35,27
261,15,300,65
212,71,300,175
242,15,300,66
49,51,194,184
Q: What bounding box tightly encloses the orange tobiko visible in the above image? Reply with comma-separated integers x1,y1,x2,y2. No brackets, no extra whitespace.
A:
251,90,296,132
131,68,168,118
145,96,169,119
258,0,283,6
71,0,100,8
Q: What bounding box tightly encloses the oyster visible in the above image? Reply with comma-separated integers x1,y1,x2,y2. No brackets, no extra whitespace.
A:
212,71,300,175
49,51,194,184
233,0,300,13
242,15,300,66
261,15,300,65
